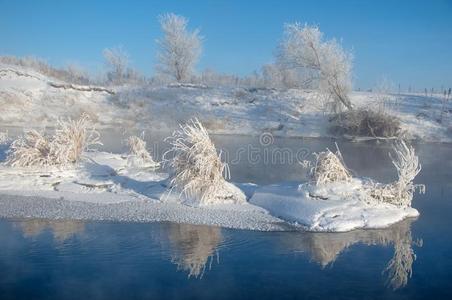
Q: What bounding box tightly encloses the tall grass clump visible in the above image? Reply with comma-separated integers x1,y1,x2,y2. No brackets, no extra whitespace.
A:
364,141,425,207
6,114,100,167
309,144,352,185
164,118,245,205
126,135,160,168
306,140,424,207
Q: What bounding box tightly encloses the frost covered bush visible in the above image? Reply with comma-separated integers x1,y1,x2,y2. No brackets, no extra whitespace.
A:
6,114,100,167
277,23,353,110
164,118,245,205
306,140,424,208
329,108,403,138
126,135,159,168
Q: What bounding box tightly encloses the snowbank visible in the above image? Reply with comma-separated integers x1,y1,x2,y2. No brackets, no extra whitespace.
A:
250,181,419,232
1,63,451,142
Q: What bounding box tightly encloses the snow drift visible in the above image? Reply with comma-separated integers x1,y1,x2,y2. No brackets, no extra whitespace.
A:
250,141,425,232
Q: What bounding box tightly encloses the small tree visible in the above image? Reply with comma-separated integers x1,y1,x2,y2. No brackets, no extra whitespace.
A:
156,13,202,83
103,46,129,85
278,23,353,110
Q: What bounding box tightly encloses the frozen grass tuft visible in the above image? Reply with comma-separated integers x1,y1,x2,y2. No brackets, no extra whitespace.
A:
305,140,424,207
164,118,245,205
126,135,160,168
309,144,352,185
6,130,52,167
6,114,100,167
364,140,425,207
51,114,101,165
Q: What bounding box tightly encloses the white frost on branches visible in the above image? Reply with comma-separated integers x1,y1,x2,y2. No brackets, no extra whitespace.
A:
156,13,202,83
164,118,245,205
278,23,353,110
103,46,129,85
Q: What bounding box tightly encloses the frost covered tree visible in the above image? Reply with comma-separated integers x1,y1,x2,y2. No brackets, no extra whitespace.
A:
156,13,202,83
103,47,129,85
277,23,353,110
262,64,284,89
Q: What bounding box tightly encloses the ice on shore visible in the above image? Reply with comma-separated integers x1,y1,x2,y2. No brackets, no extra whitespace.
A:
0,148,420,232
249,181,419,232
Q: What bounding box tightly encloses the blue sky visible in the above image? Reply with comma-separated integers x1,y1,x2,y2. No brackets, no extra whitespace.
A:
1,0,451,90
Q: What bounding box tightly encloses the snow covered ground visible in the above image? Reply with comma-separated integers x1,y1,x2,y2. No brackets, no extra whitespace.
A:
1,63,451,142
0,146,420,232
0,63,433,232
0,150,287,231
250,181,419,232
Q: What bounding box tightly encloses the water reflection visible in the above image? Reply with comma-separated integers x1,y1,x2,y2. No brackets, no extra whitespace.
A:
280,217,421,289
16,219,85,242
11,217,421,289
160,223,222,279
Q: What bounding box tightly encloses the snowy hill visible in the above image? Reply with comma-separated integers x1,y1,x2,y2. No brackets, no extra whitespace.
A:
1,63,451,142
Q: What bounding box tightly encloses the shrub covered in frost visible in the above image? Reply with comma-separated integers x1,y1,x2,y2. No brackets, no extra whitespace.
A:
329,108,403,138
164,118,245,205
6,114,100,167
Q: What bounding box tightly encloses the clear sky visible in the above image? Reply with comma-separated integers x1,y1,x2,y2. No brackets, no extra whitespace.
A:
1,0,451,90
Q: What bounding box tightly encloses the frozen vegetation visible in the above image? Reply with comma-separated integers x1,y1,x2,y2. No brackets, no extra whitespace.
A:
0,14,444,233
251,141,424,231
0,114,425,232
1,61,451,142
164,119,245,205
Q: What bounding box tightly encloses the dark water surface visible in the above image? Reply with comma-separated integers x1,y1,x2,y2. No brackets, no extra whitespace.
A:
0,135,451,299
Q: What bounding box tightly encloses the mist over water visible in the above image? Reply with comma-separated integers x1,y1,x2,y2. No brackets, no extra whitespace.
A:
0,135,451,299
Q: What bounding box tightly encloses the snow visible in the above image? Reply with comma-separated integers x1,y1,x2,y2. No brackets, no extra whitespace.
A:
0,149,286,230
1,63,451,142
0,148,419,232
250,181,419,232
0,63,429,232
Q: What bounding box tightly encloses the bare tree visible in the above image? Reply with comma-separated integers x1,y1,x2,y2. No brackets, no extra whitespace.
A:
103,46,129,85
277,23,353,110
156,13,202,83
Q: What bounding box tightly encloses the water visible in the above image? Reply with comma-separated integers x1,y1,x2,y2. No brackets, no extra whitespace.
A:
0,135,452,299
